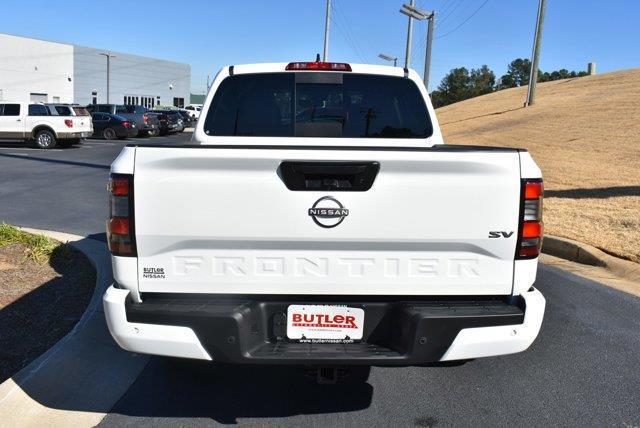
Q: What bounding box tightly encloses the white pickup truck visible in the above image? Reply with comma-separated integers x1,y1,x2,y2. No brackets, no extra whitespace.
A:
0,102,93,148
103,62,545,372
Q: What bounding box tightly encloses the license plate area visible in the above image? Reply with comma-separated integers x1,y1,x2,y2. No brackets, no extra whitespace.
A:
286,305,365,342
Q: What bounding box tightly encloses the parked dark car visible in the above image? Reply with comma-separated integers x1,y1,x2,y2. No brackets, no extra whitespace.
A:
123,105,162,137
86,104,145,137
176,110,193,128
147,110,182,135
90,113,137,140
165,110,185,132
144,112,161,137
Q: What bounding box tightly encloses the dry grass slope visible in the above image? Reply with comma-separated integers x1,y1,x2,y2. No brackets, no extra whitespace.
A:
437,69,640,262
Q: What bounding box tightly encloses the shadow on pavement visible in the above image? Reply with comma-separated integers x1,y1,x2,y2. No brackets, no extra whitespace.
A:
0,141,85,149
108,358,373,424
0,152,110,169
545,186,640,199
87,232,107,242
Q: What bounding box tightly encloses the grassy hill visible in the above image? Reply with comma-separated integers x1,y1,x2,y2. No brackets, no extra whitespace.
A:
437,69,640,262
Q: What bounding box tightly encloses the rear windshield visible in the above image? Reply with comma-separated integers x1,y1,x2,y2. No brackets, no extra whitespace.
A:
115,105,127,114
203,73,432,138
72,107,90,116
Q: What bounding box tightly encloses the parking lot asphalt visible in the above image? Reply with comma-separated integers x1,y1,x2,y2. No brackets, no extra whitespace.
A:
0,132,191,237
1,133,639,426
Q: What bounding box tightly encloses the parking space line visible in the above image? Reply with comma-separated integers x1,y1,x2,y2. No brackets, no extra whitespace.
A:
0,149,63,153
0,147,37,151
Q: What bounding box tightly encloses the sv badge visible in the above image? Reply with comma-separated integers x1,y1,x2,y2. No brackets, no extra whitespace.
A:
488,231,514,238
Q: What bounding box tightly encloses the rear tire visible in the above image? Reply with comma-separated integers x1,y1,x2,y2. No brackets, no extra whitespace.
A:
34,129,57,149
148,128,160,137
102,128,117,140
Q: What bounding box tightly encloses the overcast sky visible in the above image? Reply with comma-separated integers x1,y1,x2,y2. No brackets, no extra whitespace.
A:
3,0,639,93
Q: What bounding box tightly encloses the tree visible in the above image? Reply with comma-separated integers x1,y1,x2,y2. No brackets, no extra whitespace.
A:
430,65,496,108
497,58,590,89
499,58,532,88
431,58,591,108
433,67,472,107
469,65,496,97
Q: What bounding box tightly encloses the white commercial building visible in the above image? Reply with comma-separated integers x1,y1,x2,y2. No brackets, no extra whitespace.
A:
0,33,190,107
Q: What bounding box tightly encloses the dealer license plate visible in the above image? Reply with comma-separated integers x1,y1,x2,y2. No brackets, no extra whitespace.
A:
286,305,365,341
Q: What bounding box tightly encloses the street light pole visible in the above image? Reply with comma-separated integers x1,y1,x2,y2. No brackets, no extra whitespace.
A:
525,0,547,107
378,53,398,67
400,4,435,87
323,0,331,61
99,53,115,104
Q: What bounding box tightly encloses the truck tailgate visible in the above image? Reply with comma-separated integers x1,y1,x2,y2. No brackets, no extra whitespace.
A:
133,146,521,296
73,115,92,133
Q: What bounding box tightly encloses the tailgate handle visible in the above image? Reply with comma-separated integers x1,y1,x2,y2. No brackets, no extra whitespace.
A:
279,161,380,191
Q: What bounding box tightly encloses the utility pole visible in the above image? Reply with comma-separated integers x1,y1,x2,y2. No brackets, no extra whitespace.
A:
206,75,210,92
400,3,434,87
323,0,331,61
403,0,416,68
423,12,435,90
99,53,115,103
525,0,547,107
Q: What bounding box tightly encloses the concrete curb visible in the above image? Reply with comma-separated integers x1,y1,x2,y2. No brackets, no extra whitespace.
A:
542,235,640,284
0,228,149,427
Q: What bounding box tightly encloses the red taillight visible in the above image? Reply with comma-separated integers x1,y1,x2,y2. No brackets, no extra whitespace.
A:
108,217,130,235
64,119,73,128
522,221,542,238
517,179,544,259
108,176,129,196
143,113,149,124
107,174,136,257
285,62,352,71
524,181,543,199
122,121,131,129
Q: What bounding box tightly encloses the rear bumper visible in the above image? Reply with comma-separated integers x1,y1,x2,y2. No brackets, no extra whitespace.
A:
58,131,92,139
103,287,545,365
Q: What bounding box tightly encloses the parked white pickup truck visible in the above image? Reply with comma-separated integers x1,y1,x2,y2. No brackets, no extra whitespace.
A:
104,62,545,373
0,102,92,148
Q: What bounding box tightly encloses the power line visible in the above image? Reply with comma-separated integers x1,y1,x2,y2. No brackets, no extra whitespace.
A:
333,14,365,62
436,0,465,29
332,0,367,62
334,0,368,61
435,0,489,39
